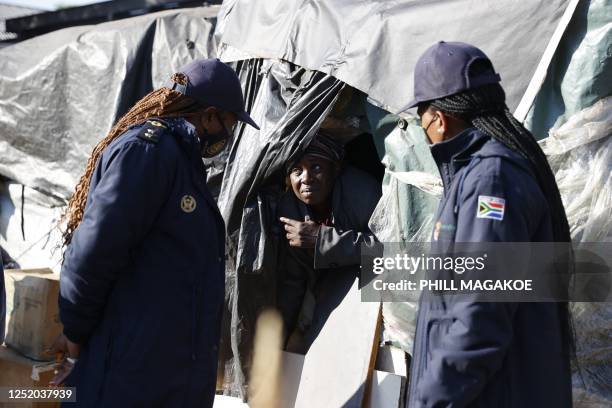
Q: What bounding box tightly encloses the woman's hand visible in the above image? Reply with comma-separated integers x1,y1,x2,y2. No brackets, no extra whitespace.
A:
280,216,321,248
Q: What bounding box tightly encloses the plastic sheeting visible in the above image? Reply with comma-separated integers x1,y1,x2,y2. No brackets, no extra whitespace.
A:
368,121,441,352
539,97,612,406
525,0,612,139
215,59,345,397
0,6,219,199
0,180,64,272
216,0,577,114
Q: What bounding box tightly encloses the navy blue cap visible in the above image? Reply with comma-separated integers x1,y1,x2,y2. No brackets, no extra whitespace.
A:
167,58,259,130
402,41,501,111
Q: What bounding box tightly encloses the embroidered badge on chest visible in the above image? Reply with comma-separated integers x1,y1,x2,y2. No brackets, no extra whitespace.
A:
477,195,505,220
181,195,197,213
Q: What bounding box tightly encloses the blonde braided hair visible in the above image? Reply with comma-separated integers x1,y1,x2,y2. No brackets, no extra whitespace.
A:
62,73,204,247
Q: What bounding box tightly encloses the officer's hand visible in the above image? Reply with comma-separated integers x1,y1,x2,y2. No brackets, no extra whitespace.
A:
47,333,81,359
280,216,321,248
46,333,80,386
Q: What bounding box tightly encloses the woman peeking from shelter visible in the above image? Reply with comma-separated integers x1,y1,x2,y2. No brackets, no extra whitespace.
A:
277,131,381,351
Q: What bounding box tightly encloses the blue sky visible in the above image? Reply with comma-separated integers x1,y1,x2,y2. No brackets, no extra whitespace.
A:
2,0,101,11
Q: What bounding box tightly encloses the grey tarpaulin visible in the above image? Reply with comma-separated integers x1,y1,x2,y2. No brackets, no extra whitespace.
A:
215,59,345,397
0,180,64,272
215,0,577,114
524,0,612,138
0,6,219,200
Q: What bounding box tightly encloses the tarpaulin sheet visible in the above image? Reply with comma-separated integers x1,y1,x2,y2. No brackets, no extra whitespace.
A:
0,180,64,272
525,0,612,138
216,0,577,114
0,6,220,199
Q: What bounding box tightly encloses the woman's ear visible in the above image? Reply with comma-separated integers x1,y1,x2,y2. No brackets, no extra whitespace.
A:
285,174,291,190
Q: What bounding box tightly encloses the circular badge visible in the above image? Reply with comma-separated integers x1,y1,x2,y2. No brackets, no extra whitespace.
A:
181,195,197,213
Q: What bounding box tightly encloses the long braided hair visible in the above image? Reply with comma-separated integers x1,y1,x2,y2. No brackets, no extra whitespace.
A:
62,73,204,248
426,64,575,356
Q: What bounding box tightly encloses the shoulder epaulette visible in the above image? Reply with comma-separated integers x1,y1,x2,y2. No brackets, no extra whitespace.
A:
137,120,168,144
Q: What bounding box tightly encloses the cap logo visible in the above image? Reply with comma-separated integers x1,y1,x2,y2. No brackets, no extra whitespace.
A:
181,195,197,213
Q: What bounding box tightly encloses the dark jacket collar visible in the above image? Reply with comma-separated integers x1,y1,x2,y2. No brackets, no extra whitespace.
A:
429,127,489,189
162,117,202,153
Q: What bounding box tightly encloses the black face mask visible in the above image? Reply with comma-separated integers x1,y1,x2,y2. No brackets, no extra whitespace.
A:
201,114,232,158
422,114,438,145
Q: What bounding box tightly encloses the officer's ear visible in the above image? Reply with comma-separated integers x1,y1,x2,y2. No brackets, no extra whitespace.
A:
431,109,449,136
434,109,471,141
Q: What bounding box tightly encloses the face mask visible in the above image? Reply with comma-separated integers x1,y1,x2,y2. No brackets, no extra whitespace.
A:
201,113,232,158
422,114,438,145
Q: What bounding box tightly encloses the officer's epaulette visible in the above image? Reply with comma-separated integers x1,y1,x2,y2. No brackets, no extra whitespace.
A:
137,120,168,144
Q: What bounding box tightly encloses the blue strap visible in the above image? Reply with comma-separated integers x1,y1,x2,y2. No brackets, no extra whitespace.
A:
172,82,187,94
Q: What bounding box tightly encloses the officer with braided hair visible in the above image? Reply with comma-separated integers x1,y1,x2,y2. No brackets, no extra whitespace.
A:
402,42,572,407
52,59,258,407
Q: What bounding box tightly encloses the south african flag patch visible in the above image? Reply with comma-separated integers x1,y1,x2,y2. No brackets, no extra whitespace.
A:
477,195,505,220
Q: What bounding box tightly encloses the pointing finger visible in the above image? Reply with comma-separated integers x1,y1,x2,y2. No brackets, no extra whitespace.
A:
280,217,299,226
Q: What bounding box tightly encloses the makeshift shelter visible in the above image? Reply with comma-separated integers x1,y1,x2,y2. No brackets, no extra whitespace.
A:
0,0,610,406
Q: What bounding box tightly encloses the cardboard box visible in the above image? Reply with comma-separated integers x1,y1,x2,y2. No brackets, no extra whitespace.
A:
4,269,63,361
0,345,59,408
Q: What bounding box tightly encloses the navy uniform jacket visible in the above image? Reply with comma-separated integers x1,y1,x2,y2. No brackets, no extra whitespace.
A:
59,118,225,407
407,128,571,407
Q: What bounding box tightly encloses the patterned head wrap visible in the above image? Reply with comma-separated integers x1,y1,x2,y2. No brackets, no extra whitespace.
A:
302,131,344,162
286,132,344,174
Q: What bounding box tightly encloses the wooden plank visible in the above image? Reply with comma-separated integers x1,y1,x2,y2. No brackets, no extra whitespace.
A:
368,370,404,408
278,352,305,408
0,345,59,408
294,277,382,408
374,345,408,377
213,395,249,407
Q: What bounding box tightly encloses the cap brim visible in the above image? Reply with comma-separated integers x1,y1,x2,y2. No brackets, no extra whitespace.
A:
398,98,420,112
236,111,260,130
